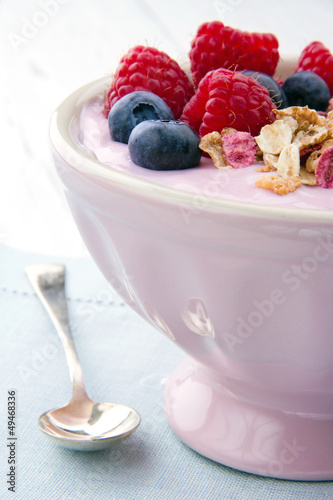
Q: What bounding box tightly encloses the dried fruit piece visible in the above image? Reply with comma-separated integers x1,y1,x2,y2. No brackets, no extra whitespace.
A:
221,127,237,137
199,131,229,169
276,144,300,178
315,146,333,188
221,131,257,168
300,142,324,160
255,175,302,195
255,120,293,155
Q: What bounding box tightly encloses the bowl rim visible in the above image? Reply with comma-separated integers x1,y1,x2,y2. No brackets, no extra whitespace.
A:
49,74,333,223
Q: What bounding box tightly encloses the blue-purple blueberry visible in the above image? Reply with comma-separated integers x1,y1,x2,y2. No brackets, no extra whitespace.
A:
242,70,288,109
108,91,174,144
282,71,330,111
128,120,202,170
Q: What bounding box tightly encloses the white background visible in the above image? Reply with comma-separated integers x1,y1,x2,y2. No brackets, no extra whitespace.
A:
2,0,333,256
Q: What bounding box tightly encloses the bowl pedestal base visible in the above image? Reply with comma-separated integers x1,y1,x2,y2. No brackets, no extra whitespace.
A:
164,359,333,480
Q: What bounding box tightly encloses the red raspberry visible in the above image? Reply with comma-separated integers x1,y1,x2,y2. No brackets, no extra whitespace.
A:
190,21,279,87
180,68,276,137
295,41,333,95
104,46,194,119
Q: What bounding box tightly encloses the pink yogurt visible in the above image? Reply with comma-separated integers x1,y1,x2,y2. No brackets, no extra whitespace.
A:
73,97,333,212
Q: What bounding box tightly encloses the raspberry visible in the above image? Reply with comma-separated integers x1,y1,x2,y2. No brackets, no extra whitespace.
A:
104,46,194,119
295,41,333,96
181,68,276,138
189,21,279,87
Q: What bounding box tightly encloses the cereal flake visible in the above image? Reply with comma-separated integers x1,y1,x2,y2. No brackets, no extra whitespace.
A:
305,139,333,173
299,168,317,186
276,144,300,179
199,132,229,169
275,106,327,131
293,124,328,150
255,120,293,155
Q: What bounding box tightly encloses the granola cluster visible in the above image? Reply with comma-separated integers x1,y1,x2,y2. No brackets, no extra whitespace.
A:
200,105,333,195
199,128,258,169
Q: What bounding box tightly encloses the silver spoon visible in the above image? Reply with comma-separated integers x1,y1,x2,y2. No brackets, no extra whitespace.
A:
26,263,140,451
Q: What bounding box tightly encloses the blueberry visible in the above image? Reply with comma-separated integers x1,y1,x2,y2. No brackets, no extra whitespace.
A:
108,91,174,144
242,70,288,109
282,71,330,112
128,120,202,171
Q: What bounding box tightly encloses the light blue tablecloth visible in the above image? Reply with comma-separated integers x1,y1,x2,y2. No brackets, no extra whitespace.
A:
1,243,333,499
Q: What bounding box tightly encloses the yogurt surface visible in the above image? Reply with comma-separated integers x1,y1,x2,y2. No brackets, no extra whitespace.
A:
73,97,333,212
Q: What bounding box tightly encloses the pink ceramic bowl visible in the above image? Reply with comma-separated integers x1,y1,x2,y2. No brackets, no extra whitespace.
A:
50,70,333,480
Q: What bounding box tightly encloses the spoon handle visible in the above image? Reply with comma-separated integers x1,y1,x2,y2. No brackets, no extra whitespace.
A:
26,263,87,401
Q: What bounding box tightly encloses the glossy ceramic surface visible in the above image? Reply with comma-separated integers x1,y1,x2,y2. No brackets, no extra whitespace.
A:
50,77,333,479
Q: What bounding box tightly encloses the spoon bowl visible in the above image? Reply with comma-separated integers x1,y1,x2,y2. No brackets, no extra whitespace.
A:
38,400,140,451
26,263,140,451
